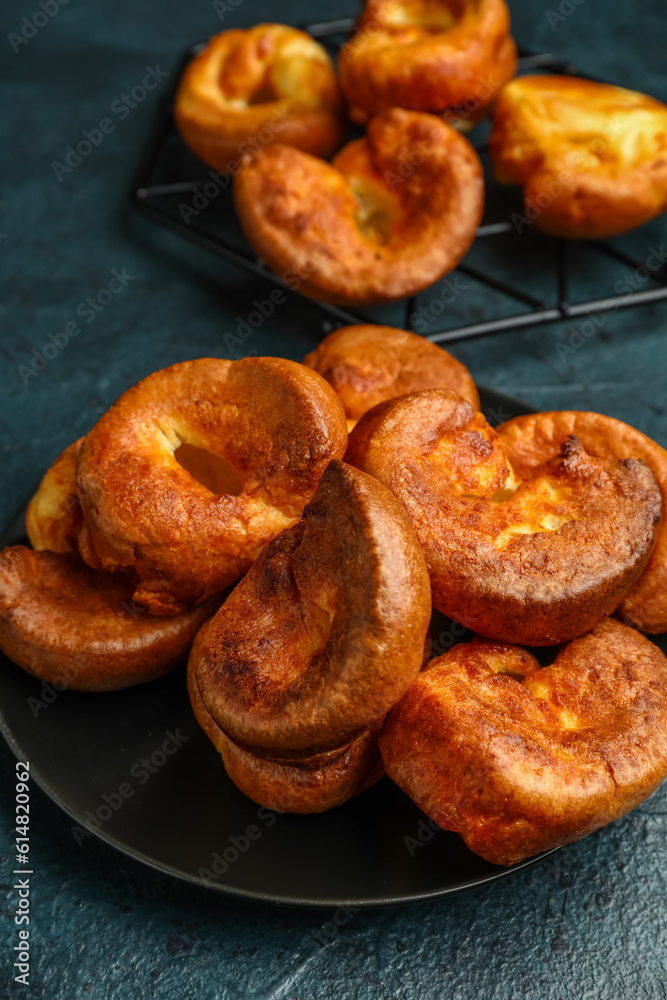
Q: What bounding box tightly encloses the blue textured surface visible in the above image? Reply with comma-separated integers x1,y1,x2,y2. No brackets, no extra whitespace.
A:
1,0,667,997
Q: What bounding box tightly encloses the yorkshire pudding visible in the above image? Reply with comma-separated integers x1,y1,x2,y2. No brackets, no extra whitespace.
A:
380,619,667,865
0,546,220,692
490,75,667,239
76,357,347,616
188,459,431,812
233,108,484,307
174,24,346,171
497,411,667,634
346,389,662,645
339,0,517,126
188,661,383,814
303,324,479,430
26,438,83,553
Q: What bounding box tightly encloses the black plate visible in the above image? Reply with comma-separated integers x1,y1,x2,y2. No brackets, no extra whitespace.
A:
0,389,609,907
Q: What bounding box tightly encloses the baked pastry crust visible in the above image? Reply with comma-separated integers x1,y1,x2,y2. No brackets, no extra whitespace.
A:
174,24,346,170
490,75,667,239
347,389,662,645
26,438,83,554
76,357,347,615
188,460,431,812
188,660,384,814
380,619,667,865
0,546,219,691
234,108,484,307
339,0,517,126
303,324,479,430
497,410,667,634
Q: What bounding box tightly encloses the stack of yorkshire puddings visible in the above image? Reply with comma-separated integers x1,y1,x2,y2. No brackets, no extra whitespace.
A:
2,325,667,867
173,3,667,308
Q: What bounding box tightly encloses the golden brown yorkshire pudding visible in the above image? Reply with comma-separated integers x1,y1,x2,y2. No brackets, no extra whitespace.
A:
490,75,667,239
347,390,662,645
26,436,255,556
303,324,479,431
188,659,383,813
497,411,667,635
188,460,431,812
76,357,347,616
380,619,667,865
234,108,484,307
26,438,84,553
174,24,346,171
0,547,220,692
339,0,517,127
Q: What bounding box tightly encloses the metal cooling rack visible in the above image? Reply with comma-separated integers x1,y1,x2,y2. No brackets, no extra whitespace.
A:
131,16,667,344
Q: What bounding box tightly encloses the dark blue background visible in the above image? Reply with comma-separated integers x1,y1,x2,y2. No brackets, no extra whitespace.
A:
1,1,666,997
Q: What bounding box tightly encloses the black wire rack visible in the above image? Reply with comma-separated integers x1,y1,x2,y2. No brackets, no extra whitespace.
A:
131,16,667,345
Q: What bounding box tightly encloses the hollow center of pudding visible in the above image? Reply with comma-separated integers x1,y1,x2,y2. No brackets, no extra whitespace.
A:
427,422,579,543
349,177,401,244
491,666,527,682
524,676,582,730
521,89,667,169
381,0,461,33
222,71,279,109
491,478,576,548
430,424,514,497
568,110,667,165
484,657,583,731
482,648,536,683
174,444,244,496
245,79,278,105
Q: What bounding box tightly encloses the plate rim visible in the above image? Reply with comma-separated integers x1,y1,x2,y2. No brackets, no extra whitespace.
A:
0,699,554,908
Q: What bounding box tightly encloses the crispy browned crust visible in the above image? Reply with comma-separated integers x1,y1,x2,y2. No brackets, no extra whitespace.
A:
25,438,84,553
218,734,384,814
497,410,667,634
174,24,346,171
187,658,383,813
303,325,479,429
490,75,667,239
339,0,517,124
347,390,662,645
233,109,484,307
76,357,347,616
188,460,431,811
380,619,667,865
0,546,220,692
192,459,431,755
